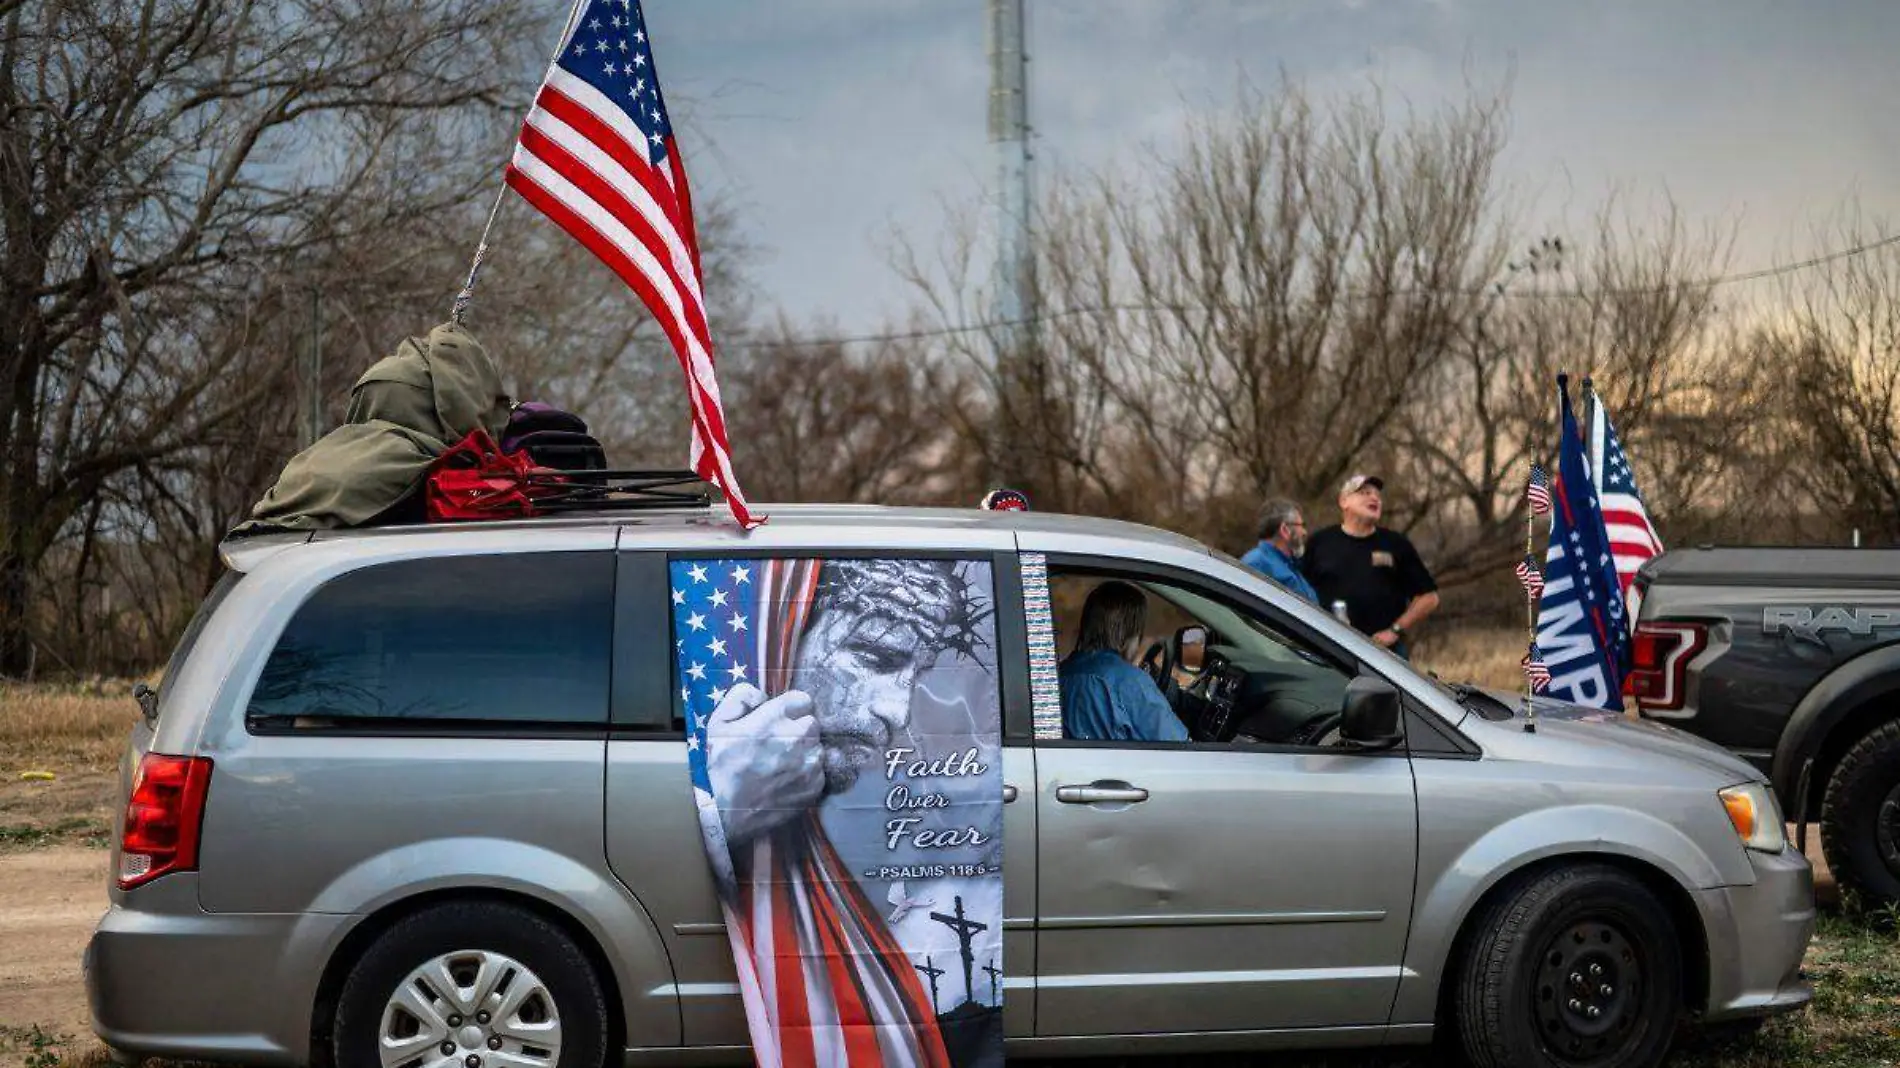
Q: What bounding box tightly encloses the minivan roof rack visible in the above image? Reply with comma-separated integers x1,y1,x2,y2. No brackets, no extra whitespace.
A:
518,468,712,513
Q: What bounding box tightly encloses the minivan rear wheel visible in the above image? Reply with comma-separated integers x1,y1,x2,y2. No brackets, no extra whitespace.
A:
1454,864,1681,1068
333,901,610,1068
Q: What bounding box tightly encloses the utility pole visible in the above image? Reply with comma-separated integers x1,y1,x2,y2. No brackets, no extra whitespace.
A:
306,288,324,448
987,0,1034,489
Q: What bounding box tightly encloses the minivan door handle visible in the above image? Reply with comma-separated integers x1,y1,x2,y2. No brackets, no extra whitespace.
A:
1055,781,1149,804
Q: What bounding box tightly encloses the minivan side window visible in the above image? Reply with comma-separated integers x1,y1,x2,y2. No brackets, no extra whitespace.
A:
247,552,613,729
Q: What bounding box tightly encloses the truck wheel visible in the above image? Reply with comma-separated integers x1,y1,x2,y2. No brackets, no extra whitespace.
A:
333,901,611,1068
1455,864,1681,1068
1820,719,1900,910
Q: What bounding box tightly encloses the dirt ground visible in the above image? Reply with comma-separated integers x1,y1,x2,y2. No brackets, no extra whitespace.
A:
0,847,108,1064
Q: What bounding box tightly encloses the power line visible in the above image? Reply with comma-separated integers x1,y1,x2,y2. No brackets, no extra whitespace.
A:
726,230,1900,352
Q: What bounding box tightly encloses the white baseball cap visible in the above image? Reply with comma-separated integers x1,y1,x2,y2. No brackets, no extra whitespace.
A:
1340,473,1385,496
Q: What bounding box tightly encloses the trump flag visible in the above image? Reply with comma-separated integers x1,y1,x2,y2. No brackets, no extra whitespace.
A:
1534,375,1633,711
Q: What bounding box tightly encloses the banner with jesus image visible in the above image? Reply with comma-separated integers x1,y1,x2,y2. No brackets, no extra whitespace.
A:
673,557,1005,1068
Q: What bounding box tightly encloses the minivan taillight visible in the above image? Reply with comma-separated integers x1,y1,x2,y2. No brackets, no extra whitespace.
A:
118,754,213,890
1627,622,1707,714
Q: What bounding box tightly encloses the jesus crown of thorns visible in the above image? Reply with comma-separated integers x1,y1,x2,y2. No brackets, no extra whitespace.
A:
808,560,995,662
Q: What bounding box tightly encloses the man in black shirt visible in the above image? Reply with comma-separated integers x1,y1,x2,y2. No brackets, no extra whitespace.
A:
1303,474,1439,657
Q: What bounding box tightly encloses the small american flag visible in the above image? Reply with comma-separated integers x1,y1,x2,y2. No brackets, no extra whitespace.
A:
504,0,757,527
1515,554,1545,597
1522,643,1552,692
1526,461,1552,516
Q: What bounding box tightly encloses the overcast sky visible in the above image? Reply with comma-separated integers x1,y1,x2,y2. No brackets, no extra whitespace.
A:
635,0,1900,334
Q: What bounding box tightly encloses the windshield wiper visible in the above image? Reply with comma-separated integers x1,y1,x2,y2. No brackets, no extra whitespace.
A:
1442,681,1516,720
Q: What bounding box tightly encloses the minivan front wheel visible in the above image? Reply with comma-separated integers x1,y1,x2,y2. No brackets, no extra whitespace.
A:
1454,864,1681,1068
334,902,610,1068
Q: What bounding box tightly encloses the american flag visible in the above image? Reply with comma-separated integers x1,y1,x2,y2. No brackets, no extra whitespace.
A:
505,0,756,527
1588,395,1662,600
1522,643,1552,692
675,559,951,1068
1526,461,1552,516
1534,375,1631,711
1514,554,1545,597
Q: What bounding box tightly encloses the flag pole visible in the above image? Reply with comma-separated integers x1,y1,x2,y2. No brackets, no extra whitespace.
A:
447,0,591,326
1524,468,1537,734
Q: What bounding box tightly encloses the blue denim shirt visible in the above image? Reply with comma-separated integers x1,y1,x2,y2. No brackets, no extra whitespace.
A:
1240,541,1319,603
1057,649,1189,743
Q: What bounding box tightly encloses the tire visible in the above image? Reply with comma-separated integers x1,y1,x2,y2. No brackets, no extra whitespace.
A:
1454,864,1682,1068
1819,718,1900,911
333,901,611,1068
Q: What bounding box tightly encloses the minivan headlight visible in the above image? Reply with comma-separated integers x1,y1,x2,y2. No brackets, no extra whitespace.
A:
1719,782,1786,854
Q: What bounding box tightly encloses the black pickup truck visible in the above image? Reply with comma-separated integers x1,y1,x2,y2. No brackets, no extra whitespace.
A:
1631,547,1900,908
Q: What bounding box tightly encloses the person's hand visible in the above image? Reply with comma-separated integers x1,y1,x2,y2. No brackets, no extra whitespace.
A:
703,684,823,844
1372,629,1401,649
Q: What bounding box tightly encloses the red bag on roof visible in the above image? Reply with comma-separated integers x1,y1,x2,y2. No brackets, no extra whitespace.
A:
426,428,560,522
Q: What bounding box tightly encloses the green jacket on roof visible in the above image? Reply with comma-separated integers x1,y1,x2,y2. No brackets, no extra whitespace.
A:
233,322,511,536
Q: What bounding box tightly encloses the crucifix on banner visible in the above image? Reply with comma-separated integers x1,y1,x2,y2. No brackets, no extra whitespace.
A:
930,895,991,1007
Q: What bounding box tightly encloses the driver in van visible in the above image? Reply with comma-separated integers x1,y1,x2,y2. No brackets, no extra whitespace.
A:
1058,580,1191,743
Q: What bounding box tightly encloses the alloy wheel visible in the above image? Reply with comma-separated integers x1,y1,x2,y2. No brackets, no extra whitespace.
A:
377,950,563,1068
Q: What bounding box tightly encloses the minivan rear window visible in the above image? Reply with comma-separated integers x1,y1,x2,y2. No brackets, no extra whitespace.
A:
246,552,613,730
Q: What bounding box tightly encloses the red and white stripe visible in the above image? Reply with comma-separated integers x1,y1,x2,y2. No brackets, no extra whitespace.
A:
504,65,757,527
1601,492,1662,597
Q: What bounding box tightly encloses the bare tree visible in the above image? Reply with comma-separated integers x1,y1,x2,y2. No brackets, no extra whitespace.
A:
895,76,1513,547
1770,216,1900,542
716,325,966,504
1395,202,1744,590
0,0,549,672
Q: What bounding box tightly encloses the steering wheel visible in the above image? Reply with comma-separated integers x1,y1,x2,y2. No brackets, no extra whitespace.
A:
1139,639,1175,693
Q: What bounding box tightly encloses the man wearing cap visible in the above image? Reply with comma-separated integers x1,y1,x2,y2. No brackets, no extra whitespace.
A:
1303,474,1439,657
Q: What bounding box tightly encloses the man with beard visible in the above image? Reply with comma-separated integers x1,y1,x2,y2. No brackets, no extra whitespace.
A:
1241,498,1318,604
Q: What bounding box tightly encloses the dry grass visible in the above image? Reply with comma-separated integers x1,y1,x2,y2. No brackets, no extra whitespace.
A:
0,681,141,771
0,681,141,852
1411,624,1525,691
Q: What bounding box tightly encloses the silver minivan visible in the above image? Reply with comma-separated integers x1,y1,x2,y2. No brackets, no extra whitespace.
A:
86,505,1813,1068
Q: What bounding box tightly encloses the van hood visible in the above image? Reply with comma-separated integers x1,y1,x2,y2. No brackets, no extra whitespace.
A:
1474,688,1763,785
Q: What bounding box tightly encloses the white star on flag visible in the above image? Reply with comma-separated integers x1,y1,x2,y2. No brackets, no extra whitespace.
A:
686,612,707,632
688,564,709,584
686,663,706,681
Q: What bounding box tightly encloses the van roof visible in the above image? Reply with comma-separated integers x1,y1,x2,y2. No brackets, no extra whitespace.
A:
219,503,1214,571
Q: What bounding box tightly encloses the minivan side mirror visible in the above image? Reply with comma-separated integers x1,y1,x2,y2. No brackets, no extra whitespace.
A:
1339,676,1404,751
